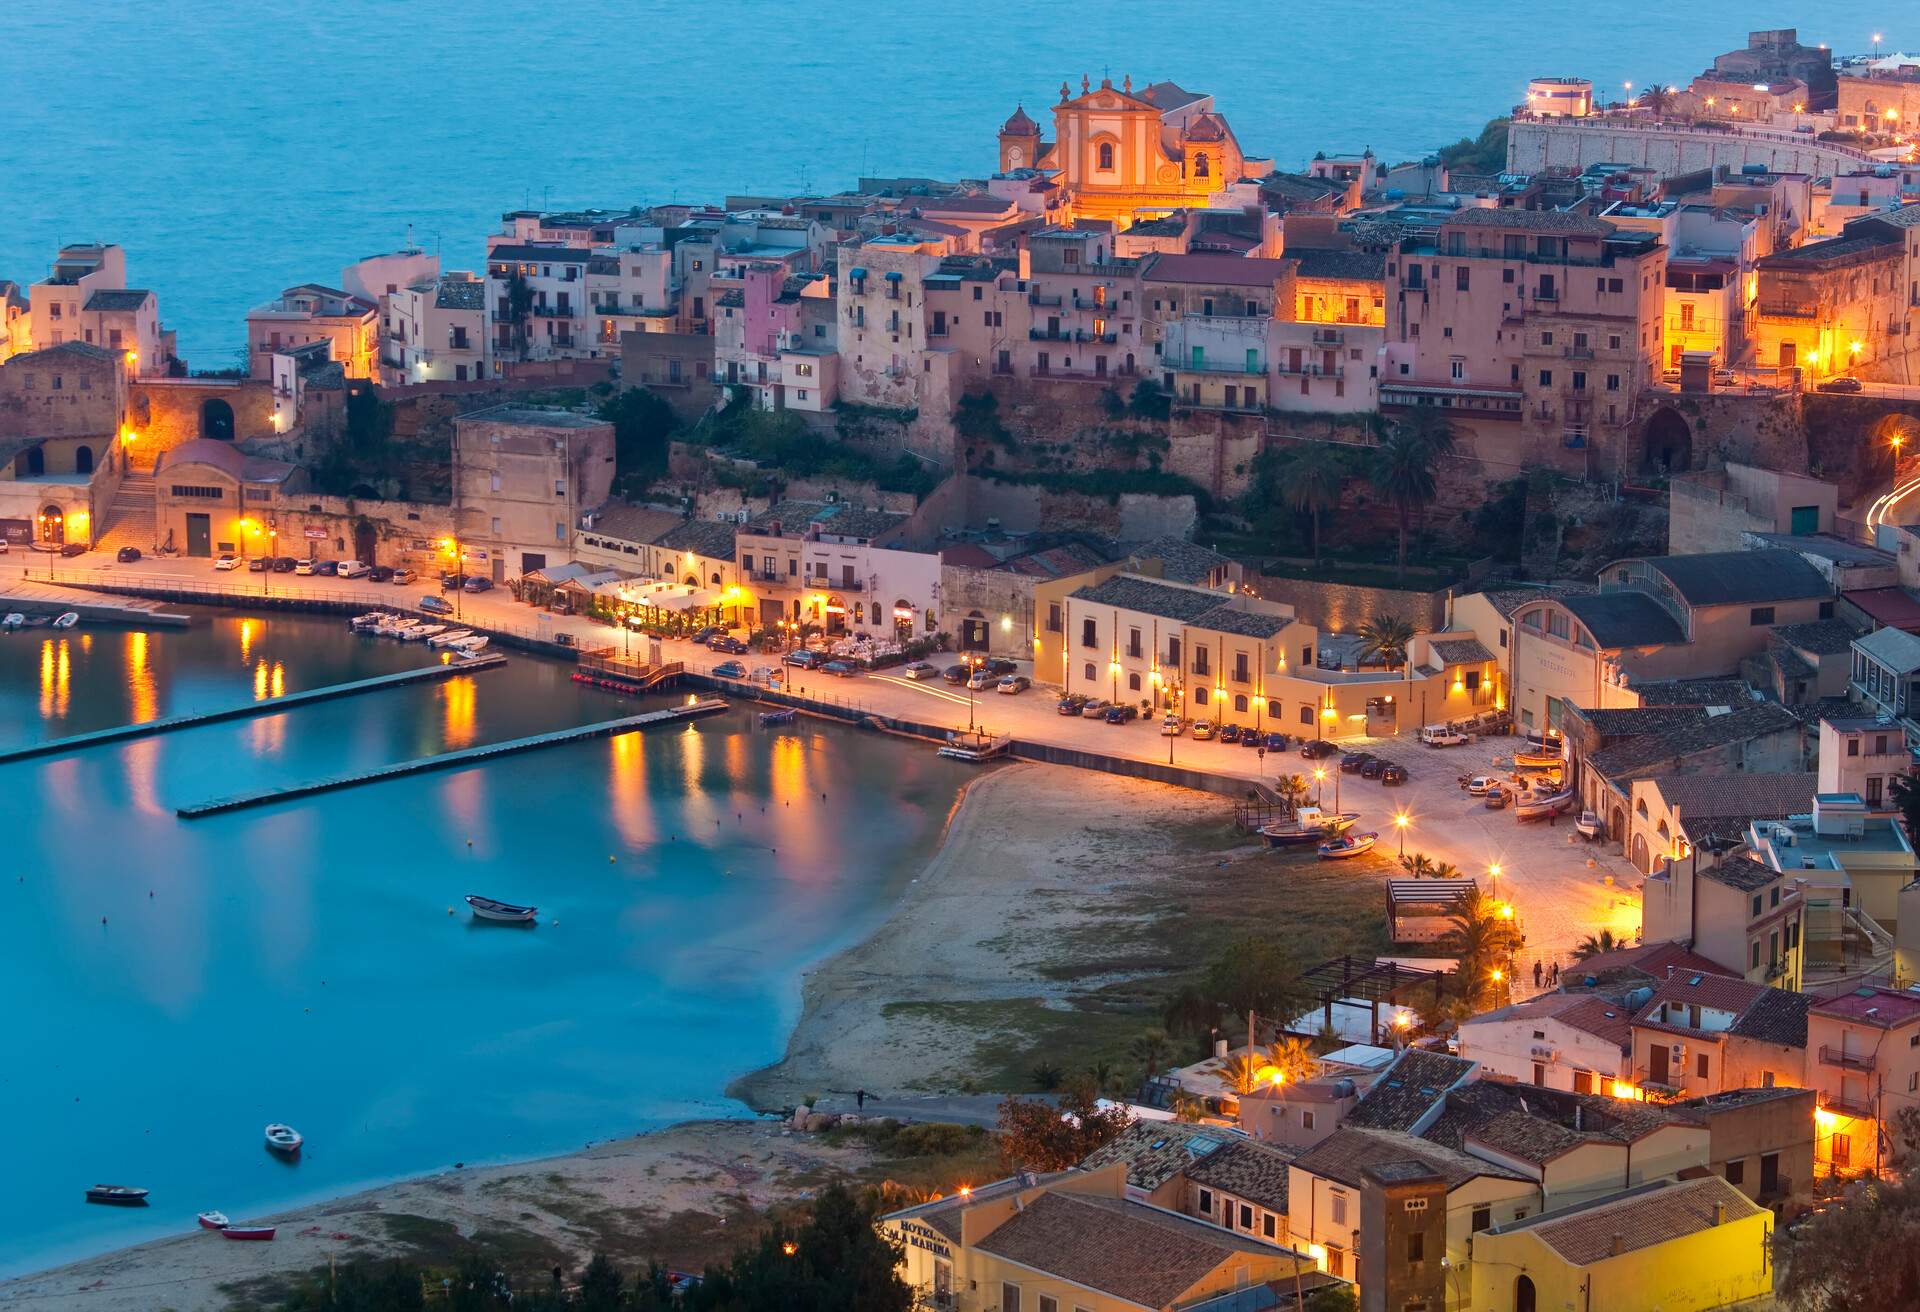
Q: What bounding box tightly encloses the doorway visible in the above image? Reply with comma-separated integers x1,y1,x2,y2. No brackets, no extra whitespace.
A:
37,505,65,544
200,398,236,441
74,445,94,475
186,512,211,558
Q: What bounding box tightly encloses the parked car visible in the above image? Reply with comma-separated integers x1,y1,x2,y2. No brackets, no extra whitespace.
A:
1818,376,1864,393
1300,739,1338,760
1240,728,1265,749
1712,368,1735,387
364,564,392,582
1079,699,1113,719
904,661,938,680
982,658,1017,677
439,572,463,591
314,560,339,576
750,666,779,685
60,542,87,557
785,650,821,668
1382,763,1409,786
1263,732,1290,751
997,675,1031,694
391,568,418,585
115,546,142,563
337,560,370,578
1104,704,1139,724
1219,724,1242,744
942,664,971,685
1160,715,1185,736
1190,720,1215,741
823,660,858,677
293,558,316,575
712,660,746,679
1484,782,1510,809
1339,751,1373,773
708,636,748,654
214,554,242,571
248,556,269,573
1420,725,1470,747
967,669,996,690
1056,694,1089,715
418,595,454,616
690,627,722,645
1466,775,1495,795
1359,758,1388,779
462,576,493,593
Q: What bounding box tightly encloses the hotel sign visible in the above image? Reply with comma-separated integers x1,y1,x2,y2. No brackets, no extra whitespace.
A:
897,1220,952,1259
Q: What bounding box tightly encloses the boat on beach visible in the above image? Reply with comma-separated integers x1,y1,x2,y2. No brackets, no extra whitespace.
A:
1260,806,1359,848
1512,749,1564,769
1515,787,1576,820
465,894,537,923
197,1210,230,1231
1318,831,1378,859
264,1123,303,1155
221,1225,276,1241
85,1185,149,1206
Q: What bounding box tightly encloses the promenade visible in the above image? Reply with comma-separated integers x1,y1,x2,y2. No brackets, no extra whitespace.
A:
16,555,1644,961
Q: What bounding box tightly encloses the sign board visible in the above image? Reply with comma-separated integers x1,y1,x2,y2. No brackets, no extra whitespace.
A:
303,527,328,539
0,520,30,545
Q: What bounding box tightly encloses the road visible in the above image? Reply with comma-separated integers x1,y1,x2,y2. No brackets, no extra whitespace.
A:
9,553,1645,964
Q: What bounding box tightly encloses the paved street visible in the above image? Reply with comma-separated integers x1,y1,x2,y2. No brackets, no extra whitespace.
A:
8,553,1645,962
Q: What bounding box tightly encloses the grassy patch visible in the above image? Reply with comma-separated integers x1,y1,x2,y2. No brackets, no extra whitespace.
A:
881,998,1158,1093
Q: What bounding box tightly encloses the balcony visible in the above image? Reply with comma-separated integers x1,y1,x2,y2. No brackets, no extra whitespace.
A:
1531,288,1560,302
532,304,578,318
801,577,866,593
1822,1092,1874,1118
1029,328,1118,344
1311,328,1344,346
1028,293,1064,308
1178,358,1265,375
1819,1045,1875,1072
1757,298,1819,319
1562,345,1595,360
1032,364,1136,381
1274,361,1343,378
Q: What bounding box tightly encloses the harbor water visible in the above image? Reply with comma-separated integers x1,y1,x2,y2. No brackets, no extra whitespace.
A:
0,611,970,1273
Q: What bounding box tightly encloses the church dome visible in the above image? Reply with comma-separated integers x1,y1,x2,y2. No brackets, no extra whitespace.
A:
1001,106,1038,135
1184,111,1226,143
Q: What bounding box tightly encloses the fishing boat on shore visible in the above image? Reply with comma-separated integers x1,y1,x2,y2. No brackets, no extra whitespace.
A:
221,1225,276,1241
1318,831,1378,859
1513,749,1564,770
197,1210,230,1231
1515,787,1576,820
465,894,537,924
1259,806,1359,848
85,1185,148,1206
264,1123,303,1155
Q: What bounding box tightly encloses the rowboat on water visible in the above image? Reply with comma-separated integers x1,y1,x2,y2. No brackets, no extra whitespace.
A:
85,1185,148,1206
1318,831,1379,859
2,613,25,629
465,894,537,924
52,612,79,629
759,709,797,726
427,629,473,648
264,1123,303,1155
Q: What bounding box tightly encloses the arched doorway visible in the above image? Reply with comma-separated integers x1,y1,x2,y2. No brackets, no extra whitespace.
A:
892,598,914,642
1610,806,1626,842
959,609,990,652
74,445,93,475
1642,408,1692,474
353,520,377,565
1514,1276,1536,1312
1631,833,1650,872
824,594,848,636
38,505,65,544
200,398,235,441
25,447,45,477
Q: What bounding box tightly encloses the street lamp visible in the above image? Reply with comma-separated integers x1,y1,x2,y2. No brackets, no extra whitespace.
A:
1393,809,1411,858
1313,766,1326,807
1488,862,1502,901
441,536,464,621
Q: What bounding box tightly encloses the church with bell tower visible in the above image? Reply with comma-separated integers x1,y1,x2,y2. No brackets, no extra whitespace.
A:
994,74,1268,228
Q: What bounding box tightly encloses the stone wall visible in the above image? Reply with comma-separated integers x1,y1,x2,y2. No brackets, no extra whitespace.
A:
0,350,124,441
1247,568,1451,633
1507,119,1878,183
130,377,279,464
961,474,1198,540
270,491,457,570
939,561,1037,660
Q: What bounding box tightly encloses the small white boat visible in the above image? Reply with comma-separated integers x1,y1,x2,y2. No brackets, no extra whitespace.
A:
263,1123,303,1155
408,624,447,642
197,1210,230,1231
1576,809,1606,840
1318,831,1378,859
451,635,489,655
1515,787,1576,821
428,629,473,649
51,612,79,629
2,613,24,630
465,894,537,923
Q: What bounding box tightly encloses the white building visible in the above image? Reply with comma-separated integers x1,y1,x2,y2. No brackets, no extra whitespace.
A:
1456,994,1636,1094
734,498,942,638
246,284,379,379
382,273,487,383
485,244,592,366
25,244,175,375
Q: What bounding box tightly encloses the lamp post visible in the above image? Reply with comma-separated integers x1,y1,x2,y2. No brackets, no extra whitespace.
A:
442,536,464,622
263,524,277,595
1313,766,1326,808
1489,862,1502,902
1393,809,1411,859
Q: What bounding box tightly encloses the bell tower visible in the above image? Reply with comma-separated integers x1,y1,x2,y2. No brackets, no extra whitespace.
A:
998,105,1041,172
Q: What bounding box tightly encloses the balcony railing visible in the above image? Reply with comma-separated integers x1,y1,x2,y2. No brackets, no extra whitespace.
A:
532,304,579,318
802,577,866,593
1757,298,1819,319
1819,1045,1875,1072
1563,345,1595,360
1178,359,1265,375
1822,1092,1874,1117
1028,293,1064,307
1531,288,1560,302
1274,361,1343,378
1032,364,1137,381
1029,329,1118,344
1311,328,1344,346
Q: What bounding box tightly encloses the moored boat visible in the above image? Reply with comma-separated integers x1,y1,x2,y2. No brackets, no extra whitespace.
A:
264,1123,303,1155
85,1185,149,1206
1,613,24,629
407,624,447,642
51,612,79,629
197,1210,230,1231
1318,831,1378,859
1576,809,1606,840
427,629,473,648
465,894,537,923
221,1225,276,1241
1512,750,1564,769
450,635,489,654
758,708,796,726
1259,806,1360,848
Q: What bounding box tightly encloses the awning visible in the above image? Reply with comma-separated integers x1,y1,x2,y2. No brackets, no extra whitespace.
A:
883,270,903,281
847,266,868,279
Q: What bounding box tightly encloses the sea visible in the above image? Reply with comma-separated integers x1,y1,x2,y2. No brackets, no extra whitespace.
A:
0,612,971,1274
0,1,1829,369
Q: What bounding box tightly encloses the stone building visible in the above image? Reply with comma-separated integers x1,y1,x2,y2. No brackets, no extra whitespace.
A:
450,406,615,581
1752,204,1920,383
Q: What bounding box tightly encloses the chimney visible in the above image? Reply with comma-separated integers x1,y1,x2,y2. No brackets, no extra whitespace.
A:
1610,1233,1625,1256
1214,1037,1230,1059
1712,1202,1726,1225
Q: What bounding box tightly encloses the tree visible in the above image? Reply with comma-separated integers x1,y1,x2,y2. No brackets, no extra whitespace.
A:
996,1085,1131,1171
1281,444,1346,565
1445,886,1522,996
1169,1090,1206,1122
1162,983,1221,1038
685,1182,913,1312
1355,614,1417,670
1773,1168,1920,1311
577,1254,625,1312
1129,1028,1173,1079
1370,429,1440,581
1572,928,1619,961
598,386,680,493
1639,82,1674,118
1263,1036,1319,1086
280,1260,427,1311
953,391,1015,449
1398,406,1459,459
1400,853,1437,878
1274,772,1312,814
1306,1286,1359,1312
1891,772,1920,840
1203,936,1309,1021
1128,378,1172,421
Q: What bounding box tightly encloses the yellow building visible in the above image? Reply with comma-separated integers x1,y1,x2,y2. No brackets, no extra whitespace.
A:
997,77,1270,229
881,1163,1313,1312
1467,1175,1772,1312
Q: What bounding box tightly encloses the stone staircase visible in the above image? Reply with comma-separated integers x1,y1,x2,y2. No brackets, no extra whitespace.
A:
93,469,162,556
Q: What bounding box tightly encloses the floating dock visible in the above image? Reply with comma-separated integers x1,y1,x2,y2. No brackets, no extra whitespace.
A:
0,656,508,765
177,698,729,818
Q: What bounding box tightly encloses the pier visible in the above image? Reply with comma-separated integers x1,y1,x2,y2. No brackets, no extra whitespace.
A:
178,698,730,817
0,656,508,765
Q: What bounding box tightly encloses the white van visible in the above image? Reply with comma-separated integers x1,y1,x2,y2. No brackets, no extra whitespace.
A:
1421,724,1470,747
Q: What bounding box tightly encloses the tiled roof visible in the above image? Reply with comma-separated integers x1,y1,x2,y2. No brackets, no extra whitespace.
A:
10,340,120,365
1465,993,1633,1050
1698,853,1780,892
974,1192,1276,1308
83,289,151,312
656,518,739,559
1630,549,1831,607
1290,249,1386,280
1634,971,1808,1049
1628,678,1761,708
1294,1127,1526,1191
1078,1122,1235,1192
1444,207,1617,236
1511,1176,1762,1266
1586,703,1802,779
434,277,486,311
1563,941,1728,987
1808,985,1920,1027
1560,592,1686,648
1475,583,1594,619
1192,604,1290,638
1343,1050,1475,1132
1134,536,1232,584
1139,81,1205,112
586,502,684,545
1729,987,1813,1047
1419,1080,1684,1158
1142,254,1292,287
1465,1111,1592,1165
1182,1138,1296,1212
1649,772,1817,825
1070,574,1229,624
1430,636,1495,665
1566,706,1709,738
1855,625,1920,675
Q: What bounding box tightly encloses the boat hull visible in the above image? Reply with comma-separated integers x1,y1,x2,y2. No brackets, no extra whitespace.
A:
1513,752,1563,769
85,1187,148,1206
222,1226,276,1241
197,1211,230,1231
1515,791,1576,820
465,895,537,923
1318,832,1379,859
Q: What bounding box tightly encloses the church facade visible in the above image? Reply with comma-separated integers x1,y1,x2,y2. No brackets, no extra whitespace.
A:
997,76,1270,229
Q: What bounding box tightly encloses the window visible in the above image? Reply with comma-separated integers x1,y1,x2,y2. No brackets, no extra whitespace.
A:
1539,369,1553,387
1407,1232,1425,1263
1233,652,1250,683
1002,1285,1020,1312
1301,1110,1316,1130
1038,1298,1056,1312
1471,1205,1492,1233
1128,673,1142,691
1572,1070,1594,1094
1234,694,1249,712
1262,1214,1276,1239
1081,618,1097,649
1098,142,1114,170
1238,1203,1253,1230
1696,1052,1709,1078
1196,686,1209,705
1085,663,1096,680
1300,706,1312,725
1330,1193,1347,1225
1194,647,1210,676
1750,606,1775,626
1197,1187,1214,1216
1046,603,1062,633
1455,267,1470,291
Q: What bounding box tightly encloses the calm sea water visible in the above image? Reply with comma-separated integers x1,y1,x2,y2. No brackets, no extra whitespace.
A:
0,612,968,1273
0,1,1823,367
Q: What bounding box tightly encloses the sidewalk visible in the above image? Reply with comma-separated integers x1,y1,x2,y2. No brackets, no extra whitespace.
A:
23,554,1646,958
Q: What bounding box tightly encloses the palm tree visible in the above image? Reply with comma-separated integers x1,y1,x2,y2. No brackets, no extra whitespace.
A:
1169,1090,1206,1122
1220,1051,1262,1096
1086,1060,1119,1094
1572,928,1620,961
1129,1029,1172,1080
1398,407,1459,459
1282,444,1346,566
1264,1036,1319,1086
1162,984,1220,1037
1640,82,1674,118
1370,430,1439,581
1275,773,1312,814
1400,853,1437,878
1445,885,1522,987
1430,861,1462,881
1356,614,1417,671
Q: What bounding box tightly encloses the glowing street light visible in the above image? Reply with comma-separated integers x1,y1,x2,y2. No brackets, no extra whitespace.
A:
1393,809,1411,858
1313,765,1327,806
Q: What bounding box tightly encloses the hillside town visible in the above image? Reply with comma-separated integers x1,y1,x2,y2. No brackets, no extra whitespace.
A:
10,23,1920,1312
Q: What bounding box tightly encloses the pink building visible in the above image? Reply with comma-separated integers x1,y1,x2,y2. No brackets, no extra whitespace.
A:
1805,986,1920,1176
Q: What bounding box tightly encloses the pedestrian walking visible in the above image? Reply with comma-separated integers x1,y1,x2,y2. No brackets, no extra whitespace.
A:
1533,959,1543,988
856,1088,867,1110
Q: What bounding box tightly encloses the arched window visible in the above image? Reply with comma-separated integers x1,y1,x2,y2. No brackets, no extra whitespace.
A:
1514,1275,1537,1312
1128,673,1141,691
26,447,44,476
1193,153,1210,177
1084,663,1097,681
710,571,721,585
1195,687,1209,705
684,574,698,586
74,445,93,474
1098,142,1115,170
1300,706,1313,725
1234,694,1249,712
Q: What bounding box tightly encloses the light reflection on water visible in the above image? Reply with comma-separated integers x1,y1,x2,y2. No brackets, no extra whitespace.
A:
0,610,969,1273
